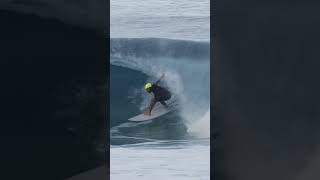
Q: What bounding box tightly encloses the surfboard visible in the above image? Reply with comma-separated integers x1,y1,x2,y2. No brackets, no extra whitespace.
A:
128,101,178,122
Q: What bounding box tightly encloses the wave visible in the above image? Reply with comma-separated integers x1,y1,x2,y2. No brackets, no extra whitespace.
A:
110,38,210,144
111,38,209,59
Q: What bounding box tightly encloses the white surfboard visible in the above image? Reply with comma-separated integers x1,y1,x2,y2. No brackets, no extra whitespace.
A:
128,101,178,122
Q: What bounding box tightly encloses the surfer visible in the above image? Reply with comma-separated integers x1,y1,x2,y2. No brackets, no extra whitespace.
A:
144,74,171,116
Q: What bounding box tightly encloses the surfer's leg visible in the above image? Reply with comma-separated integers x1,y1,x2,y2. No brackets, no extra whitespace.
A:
149,98,156,114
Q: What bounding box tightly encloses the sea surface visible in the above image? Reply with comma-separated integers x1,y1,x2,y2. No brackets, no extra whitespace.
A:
111,0,209,41
110,0,210,179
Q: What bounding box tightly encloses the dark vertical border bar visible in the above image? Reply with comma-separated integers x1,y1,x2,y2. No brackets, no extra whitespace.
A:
107,0,111,178
0,1,109,179
211,0,216,179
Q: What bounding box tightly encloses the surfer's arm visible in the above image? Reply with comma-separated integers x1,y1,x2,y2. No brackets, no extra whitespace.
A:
154,73,165,85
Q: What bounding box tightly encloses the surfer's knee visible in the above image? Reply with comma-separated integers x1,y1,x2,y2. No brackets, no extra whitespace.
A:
150,98,156,105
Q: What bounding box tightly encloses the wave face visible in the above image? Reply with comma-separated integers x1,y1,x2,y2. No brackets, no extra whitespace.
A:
110,38,210,145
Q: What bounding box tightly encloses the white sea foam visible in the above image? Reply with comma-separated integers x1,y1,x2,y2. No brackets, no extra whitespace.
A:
111,142,210,180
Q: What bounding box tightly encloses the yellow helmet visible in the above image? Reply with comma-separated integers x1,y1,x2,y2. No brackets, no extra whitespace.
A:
144,82,152,90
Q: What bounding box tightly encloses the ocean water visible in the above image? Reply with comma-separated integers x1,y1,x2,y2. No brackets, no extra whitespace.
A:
110,0,210,179
111,0,210,41
111,140,210,180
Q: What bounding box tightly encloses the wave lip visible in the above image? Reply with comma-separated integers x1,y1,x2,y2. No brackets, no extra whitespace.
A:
111,38,210,60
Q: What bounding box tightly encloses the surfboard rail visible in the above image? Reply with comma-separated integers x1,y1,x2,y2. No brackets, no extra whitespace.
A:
128,101,178,122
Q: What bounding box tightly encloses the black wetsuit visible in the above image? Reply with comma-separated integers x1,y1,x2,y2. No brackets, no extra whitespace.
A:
150,84,171,102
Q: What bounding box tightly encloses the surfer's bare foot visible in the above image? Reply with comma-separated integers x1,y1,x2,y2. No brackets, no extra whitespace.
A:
161,104,169,109
144,111,151,116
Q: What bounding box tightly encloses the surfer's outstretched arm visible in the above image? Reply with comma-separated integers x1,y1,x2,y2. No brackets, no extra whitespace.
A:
154,73,165,85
